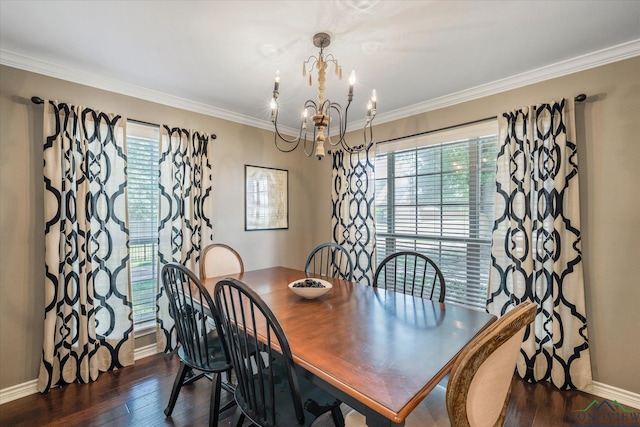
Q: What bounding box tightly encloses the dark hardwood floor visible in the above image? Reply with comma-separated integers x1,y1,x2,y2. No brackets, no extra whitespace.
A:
0,352,632,426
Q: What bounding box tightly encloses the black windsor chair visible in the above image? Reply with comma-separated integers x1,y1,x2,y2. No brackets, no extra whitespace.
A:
214,277,345,427
373,251,446,302
161,262,235,426
304,242,354,281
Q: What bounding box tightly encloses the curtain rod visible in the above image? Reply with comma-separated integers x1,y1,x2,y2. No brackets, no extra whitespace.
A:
376,93,587,145
377,116,497,145
30,97,217,139
31,93,587,142
30,94,588,106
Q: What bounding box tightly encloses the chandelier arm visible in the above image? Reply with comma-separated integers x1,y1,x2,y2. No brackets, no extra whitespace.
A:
302,100,318,154
275,127,304,144
303,55,319,73
326,103,344,148
273,118,304,153
326,100,352,148
272,104,306,145
304,99,318,113
337,124,370,154
361,119,375,151
273,122,304,145
340,118,374,153
327,101,376,154
274,135,301,153
319,99,332,116
323,105,334,147
324,54,338,65
339,100,350,137
302,127,317,157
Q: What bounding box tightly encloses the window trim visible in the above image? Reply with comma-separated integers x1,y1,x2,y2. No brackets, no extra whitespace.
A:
374,119,498,310
126,120,160,330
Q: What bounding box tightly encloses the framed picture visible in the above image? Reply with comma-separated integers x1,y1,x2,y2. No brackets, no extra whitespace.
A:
245,165,289,231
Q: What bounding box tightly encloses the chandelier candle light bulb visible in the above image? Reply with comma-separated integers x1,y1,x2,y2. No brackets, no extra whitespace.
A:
348,71,356,101
269,32,377,160
270,71,281,123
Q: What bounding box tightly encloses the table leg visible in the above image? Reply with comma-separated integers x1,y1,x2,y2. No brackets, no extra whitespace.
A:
295,365,405,427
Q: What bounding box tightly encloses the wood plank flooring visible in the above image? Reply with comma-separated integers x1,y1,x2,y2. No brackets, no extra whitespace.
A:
0,352,633,426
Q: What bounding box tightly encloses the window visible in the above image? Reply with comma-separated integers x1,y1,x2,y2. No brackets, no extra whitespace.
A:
126,121,159,328
375,120,498,310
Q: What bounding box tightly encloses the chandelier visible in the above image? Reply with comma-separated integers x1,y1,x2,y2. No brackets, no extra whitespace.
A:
270,32,377,160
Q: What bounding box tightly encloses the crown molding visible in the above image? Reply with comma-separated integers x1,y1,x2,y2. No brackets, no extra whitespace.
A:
3,39,639,134
367,39,640,128
0,49,298,135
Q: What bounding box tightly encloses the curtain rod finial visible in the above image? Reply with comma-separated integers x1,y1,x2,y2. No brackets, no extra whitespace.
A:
574,94,587,102
31,96,44,104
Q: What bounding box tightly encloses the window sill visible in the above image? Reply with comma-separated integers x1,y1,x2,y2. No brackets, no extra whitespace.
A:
134,319,156,338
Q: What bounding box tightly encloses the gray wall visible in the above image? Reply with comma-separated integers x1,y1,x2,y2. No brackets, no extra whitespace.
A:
1,56,639,394
0,64,333,389
372,56,640,394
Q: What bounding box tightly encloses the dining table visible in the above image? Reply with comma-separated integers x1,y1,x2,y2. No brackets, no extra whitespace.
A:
202,266,496,427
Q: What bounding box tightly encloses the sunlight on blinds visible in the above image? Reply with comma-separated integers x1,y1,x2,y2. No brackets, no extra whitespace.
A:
375,120,498,310
127,120,159,324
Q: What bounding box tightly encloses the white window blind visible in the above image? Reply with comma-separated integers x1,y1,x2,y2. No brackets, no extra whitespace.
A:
375,120,498,310
126,120,159,325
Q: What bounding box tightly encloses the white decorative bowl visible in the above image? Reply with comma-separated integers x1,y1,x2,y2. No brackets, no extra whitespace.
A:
288,278,332,299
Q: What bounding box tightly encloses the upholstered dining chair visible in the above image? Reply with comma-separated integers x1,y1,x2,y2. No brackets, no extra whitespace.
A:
161,262,235,427
200,243,244,279
214,277,345,427
305,242,354,281
373,251,446,302
197,243,245,387
344,302,537,427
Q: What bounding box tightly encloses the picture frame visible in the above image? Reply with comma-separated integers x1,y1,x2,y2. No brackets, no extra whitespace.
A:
245,165,289,231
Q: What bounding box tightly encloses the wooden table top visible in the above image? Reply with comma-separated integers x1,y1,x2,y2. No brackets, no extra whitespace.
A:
202,266,496,425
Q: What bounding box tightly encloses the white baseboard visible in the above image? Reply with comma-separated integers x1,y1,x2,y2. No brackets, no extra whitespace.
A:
592,381,640,410
0,344,159,405
0,379,39,405
134,343,160,361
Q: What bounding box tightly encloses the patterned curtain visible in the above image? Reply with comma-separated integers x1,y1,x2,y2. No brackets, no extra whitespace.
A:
38,101,133,392
331,147,376,285
487,99,592,391
156,126,214,352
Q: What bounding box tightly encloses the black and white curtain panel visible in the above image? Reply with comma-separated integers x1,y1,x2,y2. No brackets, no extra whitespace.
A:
156,126,214,353
487,99,592,391
38,101,134,392
331,147,376,286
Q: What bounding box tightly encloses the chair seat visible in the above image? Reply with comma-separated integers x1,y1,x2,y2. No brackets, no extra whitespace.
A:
344,385,449,427
236,361,342,427
178,331,231,373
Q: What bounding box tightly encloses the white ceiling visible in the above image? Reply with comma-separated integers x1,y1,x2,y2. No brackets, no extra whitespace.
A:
1,1,639,131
